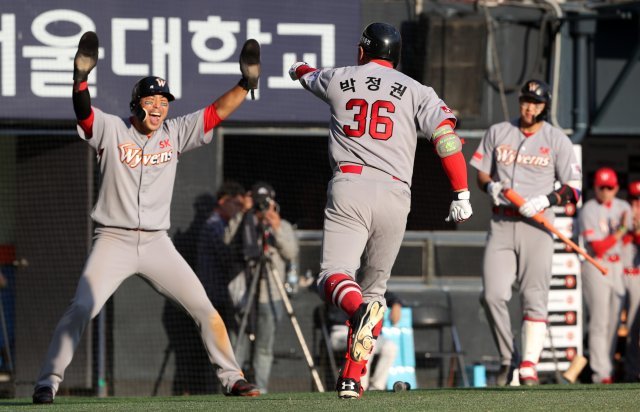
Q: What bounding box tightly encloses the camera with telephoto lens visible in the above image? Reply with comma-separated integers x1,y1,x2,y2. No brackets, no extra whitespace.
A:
253,193,272,212
251,182,279,213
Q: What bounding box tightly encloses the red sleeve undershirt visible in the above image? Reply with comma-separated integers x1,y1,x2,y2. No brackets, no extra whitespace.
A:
204,104,222,133
78,111,95,138
435,119,468,191
589,236,617,258
623,233,633,245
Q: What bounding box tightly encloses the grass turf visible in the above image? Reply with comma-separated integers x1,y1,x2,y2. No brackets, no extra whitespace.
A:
2,383,639,411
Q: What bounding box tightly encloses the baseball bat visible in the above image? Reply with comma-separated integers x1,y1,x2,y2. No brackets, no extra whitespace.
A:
561,354,588,384
502,189,608,276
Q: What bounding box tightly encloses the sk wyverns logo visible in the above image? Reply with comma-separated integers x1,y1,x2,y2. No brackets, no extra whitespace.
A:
118,143,172,168
147,78,167,92
495,144,550,167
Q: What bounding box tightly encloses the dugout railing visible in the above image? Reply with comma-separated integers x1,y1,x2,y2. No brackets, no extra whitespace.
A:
296,230,488,284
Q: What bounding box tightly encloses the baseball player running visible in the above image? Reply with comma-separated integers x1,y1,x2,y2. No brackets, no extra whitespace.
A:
289,22,472,398
579,168,631,383
470,79,582,385
622,180,640,382
32,31,261,404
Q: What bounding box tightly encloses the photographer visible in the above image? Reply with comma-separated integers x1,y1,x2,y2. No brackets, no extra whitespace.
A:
229,182,299,393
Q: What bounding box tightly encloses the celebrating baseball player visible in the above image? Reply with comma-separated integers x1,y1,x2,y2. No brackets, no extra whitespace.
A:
578,168,631,383
470,79,582,385
32,31,261,404
289,22,472,398
622,180,640,382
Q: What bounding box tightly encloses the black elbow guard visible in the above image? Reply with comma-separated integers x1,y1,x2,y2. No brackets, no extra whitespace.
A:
547,184,579,206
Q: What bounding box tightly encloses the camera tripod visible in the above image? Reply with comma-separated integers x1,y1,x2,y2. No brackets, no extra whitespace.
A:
235,226,325,392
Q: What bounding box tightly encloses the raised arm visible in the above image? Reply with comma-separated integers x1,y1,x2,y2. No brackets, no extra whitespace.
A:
72,31,98,137
212,39,261,121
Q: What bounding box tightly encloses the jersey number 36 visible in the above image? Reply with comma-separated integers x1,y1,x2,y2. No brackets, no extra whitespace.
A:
343,99,395,140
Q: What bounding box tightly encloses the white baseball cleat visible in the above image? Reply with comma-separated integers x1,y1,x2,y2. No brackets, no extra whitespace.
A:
519,362,539,386
349,301,385,362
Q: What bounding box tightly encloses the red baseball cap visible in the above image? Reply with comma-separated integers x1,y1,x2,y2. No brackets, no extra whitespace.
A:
629,181,640,197
594,167,618,187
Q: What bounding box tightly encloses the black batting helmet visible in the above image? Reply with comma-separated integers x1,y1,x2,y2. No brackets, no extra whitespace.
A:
359,22,402,68
129,76,175,112
519,79,551,121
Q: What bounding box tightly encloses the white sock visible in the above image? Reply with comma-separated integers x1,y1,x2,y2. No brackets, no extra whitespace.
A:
521,320,547,364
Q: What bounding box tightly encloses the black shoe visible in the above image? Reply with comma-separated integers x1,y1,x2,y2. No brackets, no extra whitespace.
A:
496,364,513,386
33,386,54,404
337,377,362,399
225,379,260,397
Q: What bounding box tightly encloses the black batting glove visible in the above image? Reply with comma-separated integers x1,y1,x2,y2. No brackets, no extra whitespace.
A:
238,39,261,99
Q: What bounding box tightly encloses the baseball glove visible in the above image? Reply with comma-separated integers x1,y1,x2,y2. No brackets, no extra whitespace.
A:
73,31,99,82
239,39,261,99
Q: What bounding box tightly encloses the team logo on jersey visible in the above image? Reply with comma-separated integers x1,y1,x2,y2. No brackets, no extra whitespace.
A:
539,146,550,155
571,163,582,176
118,143,172,168
495,144,550,167
441,106,453,114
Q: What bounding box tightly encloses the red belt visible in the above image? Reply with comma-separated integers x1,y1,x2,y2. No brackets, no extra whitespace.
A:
339,164,364,174
339,164,402,181
492,206,521,217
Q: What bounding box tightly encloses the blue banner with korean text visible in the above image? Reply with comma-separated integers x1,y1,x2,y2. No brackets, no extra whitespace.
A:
0,0,360,122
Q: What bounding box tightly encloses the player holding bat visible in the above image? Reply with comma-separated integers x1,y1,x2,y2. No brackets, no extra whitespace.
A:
470,79,581,386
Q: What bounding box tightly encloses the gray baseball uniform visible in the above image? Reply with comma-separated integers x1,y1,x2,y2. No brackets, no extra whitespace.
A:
579,197,631,382
35,108,244,394
470,119,582,367
621,230,640,381
299,61,457,303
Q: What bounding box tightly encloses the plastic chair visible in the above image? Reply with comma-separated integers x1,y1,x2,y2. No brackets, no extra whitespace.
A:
411,290,469,387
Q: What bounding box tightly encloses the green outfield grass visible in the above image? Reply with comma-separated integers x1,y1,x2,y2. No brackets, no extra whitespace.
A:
2,384,639,411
